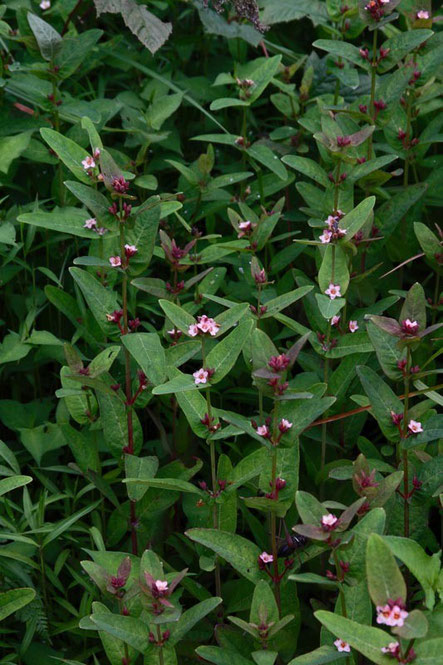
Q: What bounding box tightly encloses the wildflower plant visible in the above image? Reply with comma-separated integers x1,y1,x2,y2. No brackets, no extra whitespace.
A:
0,1,441,664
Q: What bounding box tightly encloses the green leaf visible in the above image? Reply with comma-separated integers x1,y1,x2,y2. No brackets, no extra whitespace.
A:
124,477,201,494
186,528,262,582
325,332,373,358
69,267,121,337
414,638,443,665
96,384,143,458
383,536,441,610
296,491,327,524
40,128,93,184
124,455,158,501
169,597,222,646
392,609,428,640
196,647,255,665
0,588,36,621
400,282,426,331
210,98,249,111
94,0,171,54
366,533,406,606
159,300,196,335
42,501,100,547
250,580,279,626
89,613,148,652
247,143,288,180
282,155,330,187
27,12,62,61
0,475,32,497
414,222,441,265
375,183,427,245
0,131,32,174
357,365,403,441
340,197,375,240
313,39,368,68
64,181,111,221
315,294,346,320
121,333,166,386
277,396,336,437
288,646,348,664
314,611,394,665
146,92,183,130
262,286,314,318
18,207,102,238
366,320,403,380
378,30,434,72
152,373,196,395
205,320,253,383
318,245,350,295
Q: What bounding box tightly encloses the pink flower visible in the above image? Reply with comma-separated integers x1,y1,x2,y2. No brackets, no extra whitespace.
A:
349,320,359,333
257,425,270,437
124,244,138,258
408,420,423,434
83,217,97,229
81,155,96,170
321,513,338,529
193,368,209,385
109,256,122,267
376,604,392,625
334,639,351,653
188,323,200,337
155,580,169,593
93,147,101,159
416,9,429,18
325,283,341,300
259,552,273,564
278,418,293,433
197,315,220,336
331,315,340,327
238,220,253,238
386,605,409,627
40,0,50,8
95,226,108,236
319,230,332,244
401,318,419,335
381,642,400,656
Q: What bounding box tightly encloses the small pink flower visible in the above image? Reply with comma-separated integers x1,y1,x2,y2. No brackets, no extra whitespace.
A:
331,315,340,327
325,215,337,229
193,368,209,385
257,425,270,437
188,323,200,337
416,9,429,18
401,318,419,335
81,155,96,170
334,639,351,653
386,605,408,627
349,320,359,333
381,642,400,655
259,552,273,564
83,217,97,229
124,244,138,258
408,420,423,434
93,147,101,159
95,226,108,236
109,256,122,267
40,0,50,8
325,283,341,300
319,230,332,244
278,418,293,433
376,604,392,625
321,513,338,529
380,0,390,4
197,315,220,336
238,220,253,238
155,580,169,593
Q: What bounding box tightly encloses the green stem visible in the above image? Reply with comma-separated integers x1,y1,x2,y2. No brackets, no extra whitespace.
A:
333,160,341,212
157,625,164,665
368,28,378,160
270,446,281,613
401,346,411,538
432,272,440,324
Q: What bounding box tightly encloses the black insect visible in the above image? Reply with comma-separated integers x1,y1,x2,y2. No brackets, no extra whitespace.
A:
277,532,308,558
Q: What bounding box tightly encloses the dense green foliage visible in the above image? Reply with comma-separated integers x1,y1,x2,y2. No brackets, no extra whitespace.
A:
0,1,442,664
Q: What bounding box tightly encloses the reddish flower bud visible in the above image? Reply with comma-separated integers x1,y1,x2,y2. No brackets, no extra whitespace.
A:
359,104,368,114
112,177,130,194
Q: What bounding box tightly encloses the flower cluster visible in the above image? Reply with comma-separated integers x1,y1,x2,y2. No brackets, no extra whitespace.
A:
376,598,408,627
268,354,290,373
381,641,416,663
83,217,108,236
188,314,220,337
364,0,390,22
319,210,346,244
237,220,256,238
